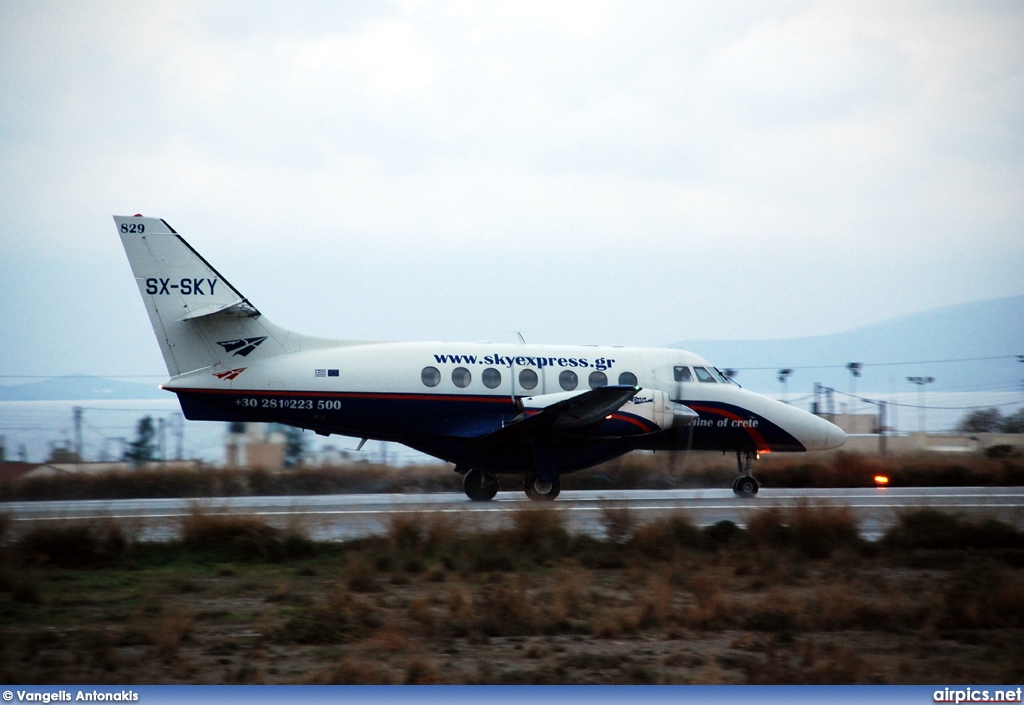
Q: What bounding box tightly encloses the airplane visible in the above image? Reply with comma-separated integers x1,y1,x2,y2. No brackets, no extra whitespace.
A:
116,215,846,501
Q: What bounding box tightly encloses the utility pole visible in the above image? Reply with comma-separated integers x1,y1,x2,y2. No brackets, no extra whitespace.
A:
172,413,184,460
157,417,166,467
73,406,83,462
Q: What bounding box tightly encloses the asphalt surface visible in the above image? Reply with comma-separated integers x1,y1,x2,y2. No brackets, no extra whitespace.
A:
4,487,1024,541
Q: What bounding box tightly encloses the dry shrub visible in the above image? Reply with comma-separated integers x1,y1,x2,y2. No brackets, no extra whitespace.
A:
424,512,461,548
154,609,192,658
629,514,701,561
702,519,744,550
407,596,435,629
445,587,473,636
883,509,1024,552
684,570,734,630
16,520,128,568
811,584,863,630
743,585,806,632
553,568,591,620
789,504,861,559
277,591,382,644
746,507,790,550
315,657,394,684
746,505,861,559
344,553,380,592
937,565,1024,629
387,514,424,549
507,508,570,561
471,578,536,637
372,620,412,652
404,656,442,684
591,608,640,638
599,504,638,544
180,511,296,561
634,572,677,628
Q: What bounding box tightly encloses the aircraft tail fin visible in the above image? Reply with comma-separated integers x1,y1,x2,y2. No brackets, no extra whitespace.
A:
116,215,307,377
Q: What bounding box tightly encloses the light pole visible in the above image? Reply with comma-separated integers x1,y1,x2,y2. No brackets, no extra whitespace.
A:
847,362,862,416
907,376,935,432
778,369,792,404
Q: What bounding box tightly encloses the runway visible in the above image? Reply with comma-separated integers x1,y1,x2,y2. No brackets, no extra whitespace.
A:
4,487,1023,541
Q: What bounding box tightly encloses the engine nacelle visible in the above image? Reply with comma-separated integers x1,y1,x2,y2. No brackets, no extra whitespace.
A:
599,389,676,436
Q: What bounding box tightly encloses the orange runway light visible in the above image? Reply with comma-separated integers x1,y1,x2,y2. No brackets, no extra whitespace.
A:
874,475,890,486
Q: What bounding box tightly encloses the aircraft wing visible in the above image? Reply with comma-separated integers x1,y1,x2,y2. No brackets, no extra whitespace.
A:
488,385,643,440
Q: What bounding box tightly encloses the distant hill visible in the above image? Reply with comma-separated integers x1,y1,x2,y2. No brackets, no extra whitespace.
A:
670,295,1024,398
0,375,167,401
3,296,1021,403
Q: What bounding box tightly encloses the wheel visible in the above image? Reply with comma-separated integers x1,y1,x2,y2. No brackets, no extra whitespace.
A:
733,475,759,497
463,468,499,501
524,471,560,501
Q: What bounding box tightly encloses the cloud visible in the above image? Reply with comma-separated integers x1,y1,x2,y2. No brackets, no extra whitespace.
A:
1,1,1022,377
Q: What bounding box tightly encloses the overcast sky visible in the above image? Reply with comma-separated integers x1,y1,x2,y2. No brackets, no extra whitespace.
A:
1,1,1022,380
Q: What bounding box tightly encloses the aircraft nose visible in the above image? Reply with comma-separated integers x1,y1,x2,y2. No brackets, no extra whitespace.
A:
808,416,846,451
826,419,846,450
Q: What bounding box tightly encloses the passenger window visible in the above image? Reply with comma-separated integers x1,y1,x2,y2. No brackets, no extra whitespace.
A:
482,367,502,389
559,370,578,391
694,367,717,383
589,371,608,389
618,371,638,386
519,368,538,390
421,366,440,387
452,367,471,388
673,366,693,383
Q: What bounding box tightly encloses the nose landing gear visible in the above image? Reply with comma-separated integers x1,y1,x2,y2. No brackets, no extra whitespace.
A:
732,451,760,497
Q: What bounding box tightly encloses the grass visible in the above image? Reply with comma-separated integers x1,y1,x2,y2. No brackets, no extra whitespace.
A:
2,505,1024,684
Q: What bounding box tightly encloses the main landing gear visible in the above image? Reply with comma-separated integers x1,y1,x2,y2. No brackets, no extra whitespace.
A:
524,470,560,501
461,466,500,502
732,451,760,497
456,465,561,502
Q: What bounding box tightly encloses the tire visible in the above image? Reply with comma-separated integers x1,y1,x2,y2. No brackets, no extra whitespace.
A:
524,471,560,501
734,475,758,497
463,468,499,501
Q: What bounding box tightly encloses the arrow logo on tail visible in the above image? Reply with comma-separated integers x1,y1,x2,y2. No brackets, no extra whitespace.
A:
217,336,268,357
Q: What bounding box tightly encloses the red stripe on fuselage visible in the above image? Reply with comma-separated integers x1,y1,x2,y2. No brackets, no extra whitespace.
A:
687,404,769,451
609,412,659,433
167,387,514,405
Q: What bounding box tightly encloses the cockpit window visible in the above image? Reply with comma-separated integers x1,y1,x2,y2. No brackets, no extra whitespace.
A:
673,366,693,383
713,368,730,383
694,367,717,383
